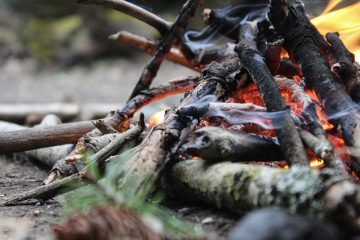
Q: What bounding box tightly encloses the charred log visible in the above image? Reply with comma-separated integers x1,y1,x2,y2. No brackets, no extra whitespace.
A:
326,32,360,103
180,126,283,162
235,22,308,166
278,58,302,78
269,0,360,167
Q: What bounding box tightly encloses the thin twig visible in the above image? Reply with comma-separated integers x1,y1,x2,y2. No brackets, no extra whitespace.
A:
109,31,195,70
128,0,202,99
78,0,170,35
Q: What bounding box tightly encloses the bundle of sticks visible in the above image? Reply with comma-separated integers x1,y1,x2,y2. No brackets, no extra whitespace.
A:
1,0,360,235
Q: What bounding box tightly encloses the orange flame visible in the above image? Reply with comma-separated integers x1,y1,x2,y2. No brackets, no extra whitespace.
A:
311,1,360,62
148,110,166,127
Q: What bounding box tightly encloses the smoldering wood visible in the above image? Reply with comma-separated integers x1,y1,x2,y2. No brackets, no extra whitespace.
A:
164,160,360,229
2,115,146,205
113,56,241,198
235,22,308,166
128,0,201,99
180,126,283,162
326,32,360,103
269,0,360,168
274,76,346,172
278,58,302,79
257,19,283,76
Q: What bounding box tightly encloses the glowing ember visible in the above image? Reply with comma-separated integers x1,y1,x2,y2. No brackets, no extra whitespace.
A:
148,110,166,126
311,1,360,62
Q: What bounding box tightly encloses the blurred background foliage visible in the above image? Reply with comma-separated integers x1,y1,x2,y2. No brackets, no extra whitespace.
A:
0,0,351,67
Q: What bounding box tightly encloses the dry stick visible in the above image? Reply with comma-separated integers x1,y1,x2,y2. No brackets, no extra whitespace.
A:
0,116,73,167
0,120,94,153
1,115,146,206
235,22,308,166
78,0,170,35
274,76,346,173
0,103,79,124
128,0,201,99
325,32,360,103
109,31,195,70
45,76,199,183
164,160,360,229
115,56,241,198
269,0,360,167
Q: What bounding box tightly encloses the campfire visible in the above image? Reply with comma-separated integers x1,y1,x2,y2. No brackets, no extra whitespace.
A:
1,0,360,239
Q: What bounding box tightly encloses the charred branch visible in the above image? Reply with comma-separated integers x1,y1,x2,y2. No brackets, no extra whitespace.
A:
326,32,360,103
235,22,308,166
278,58,302,78
180,126,283,162
269,0,360,167
164,160,360,230
129,0,201,99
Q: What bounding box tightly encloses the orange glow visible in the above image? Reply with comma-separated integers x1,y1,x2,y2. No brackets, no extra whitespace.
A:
309,158,325,169
311,2,360,62
148,110,165,127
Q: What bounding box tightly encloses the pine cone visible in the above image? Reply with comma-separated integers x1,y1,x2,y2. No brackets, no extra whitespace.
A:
53,207,163,240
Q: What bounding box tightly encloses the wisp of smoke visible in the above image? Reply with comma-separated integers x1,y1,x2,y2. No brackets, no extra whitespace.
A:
179,95,289,130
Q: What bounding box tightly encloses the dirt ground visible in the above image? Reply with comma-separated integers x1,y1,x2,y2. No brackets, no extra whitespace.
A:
0,56,238,239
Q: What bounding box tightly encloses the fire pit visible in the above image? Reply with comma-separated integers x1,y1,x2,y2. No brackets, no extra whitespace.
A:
1,0,359,239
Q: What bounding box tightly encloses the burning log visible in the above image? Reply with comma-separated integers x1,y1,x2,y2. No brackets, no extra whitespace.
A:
128,0,201,99
180,126,283,162
274,76,345,172
235,22,308,166
164,160,360,230
269,0,360,167
326,32,360,103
